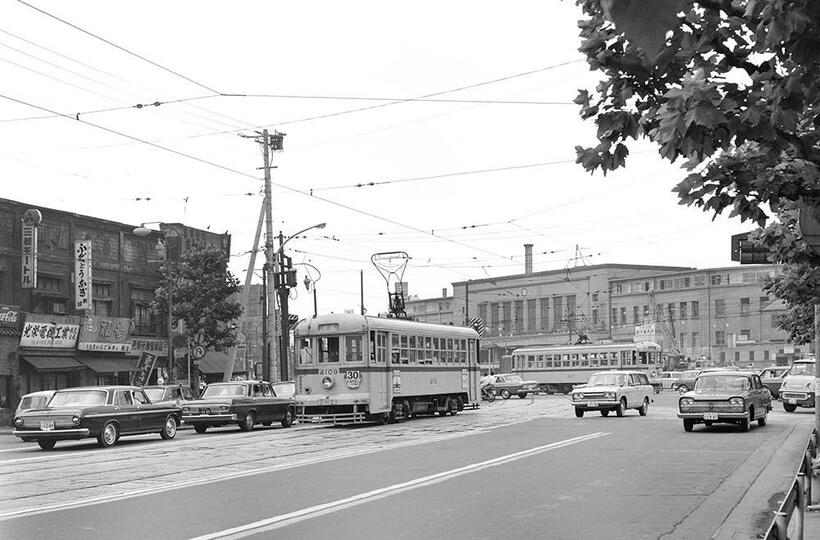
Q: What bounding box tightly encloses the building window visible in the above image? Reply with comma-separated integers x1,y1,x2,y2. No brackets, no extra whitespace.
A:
740,297,750,315
643,305,649,321
749,351,755,363
502,302,511,334
711,274,722,286
553,297,563,331
527,299,536,333
632,306,639,324
539,299,549,332
514,300,524,334
692,301,700,319
92,282,113,317
740,329,751,340
611,307,618,326
490,302,499,336
478,303,488,328
656,303,664,321
684,277,690,287
668,304,676,320
132,303,154,335
691,332,699,348
619,307,626,325
592,309,599,325
715,299,725,317
37,276,61,291
764,350,770,362
679,333,686,348
734,351,740,363
759,296,770,310
719,351,726,363
679,302,687,319
771,314,779,329
715,331,726,346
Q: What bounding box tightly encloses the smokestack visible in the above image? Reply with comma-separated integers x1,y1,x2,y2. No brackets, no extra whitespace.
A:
524,244,533,274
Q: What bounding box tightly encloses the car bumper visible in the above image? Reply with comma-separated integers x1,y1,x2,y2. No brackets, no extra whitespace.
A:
573,400,619,410
677,412,748,419
182,413,238,424
13,428,91,440
780,393,815,407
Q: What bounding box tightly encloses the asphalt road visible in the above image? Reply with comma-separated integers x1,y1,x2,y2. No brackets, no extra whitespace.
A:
0,392,815,540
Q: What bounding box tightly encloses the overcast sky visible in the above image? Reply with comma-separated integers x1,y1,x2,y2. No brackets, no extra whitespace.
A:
0,1,755,319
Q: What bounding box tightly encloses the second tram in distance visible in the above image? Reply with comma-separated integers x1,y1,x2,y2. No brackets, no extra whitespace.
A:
293,313,481,424
510,341,663,394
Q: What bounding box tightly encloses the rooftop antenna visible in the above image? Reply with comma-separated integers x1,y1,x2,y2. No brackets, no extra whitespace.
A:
371,251,410,318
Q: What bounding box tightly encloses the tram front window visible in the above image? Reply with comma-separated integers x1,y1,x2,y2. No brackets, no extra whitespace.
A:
319,336,340,363
299,338,313,364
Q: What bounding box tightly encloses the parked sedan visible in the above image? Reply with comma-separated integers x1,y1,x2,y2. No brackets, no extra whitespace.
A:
144,384,198,405
12,386,182,450
182,380,295,433
483,374,538,399
677,371,771,432
659,372,683,390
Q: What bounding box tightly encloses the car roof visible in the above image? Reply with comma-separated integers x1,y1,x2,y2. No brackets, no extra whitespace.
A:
54,386,139,392
21,390,56,398
698,370,752,377
792,359,815,364
591,370,645,375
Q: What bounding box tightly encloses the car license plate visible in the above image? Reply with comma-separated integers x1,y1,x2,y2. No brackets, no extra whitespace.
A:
789,399,797,404
587,401,598,407
704,412,719,420
40,420,54,430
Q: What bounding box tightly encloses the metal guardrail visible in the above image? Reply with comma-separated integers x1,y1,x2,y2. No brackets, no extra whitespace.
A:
763,429,819,540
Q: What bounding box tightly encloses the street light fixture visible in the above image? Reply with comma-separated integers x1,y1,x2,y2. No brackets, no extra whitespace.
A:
133,222,186,386
296,262,322,317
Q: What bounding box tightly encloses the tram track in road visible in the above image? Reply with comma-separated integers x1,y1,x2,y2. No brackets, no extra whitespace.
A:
0,408,568,520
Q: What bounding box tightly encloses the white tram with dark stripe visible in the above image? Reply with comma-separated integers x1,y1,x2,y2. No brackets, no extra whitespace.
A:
293,313,481,424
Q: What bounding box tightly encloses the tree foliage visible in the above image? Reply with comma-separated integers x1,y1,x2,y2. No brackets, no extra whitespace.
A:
575,0,820,343
150,244,242,351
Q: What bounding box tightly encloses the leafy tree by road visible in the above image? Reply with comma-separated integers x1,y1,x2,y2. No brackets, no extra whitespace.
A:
574,0,820,343
151,243,242,357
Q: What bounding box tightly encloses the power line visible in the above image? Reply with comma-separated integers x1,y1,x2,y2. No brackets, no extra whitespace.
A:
17,0,222,95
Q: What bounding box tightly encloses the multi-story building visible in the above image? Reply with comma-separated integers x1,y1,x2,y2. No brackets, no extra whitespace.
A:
609,265,796,368
406,288,454,324
238,283,265,377
0,198,230,423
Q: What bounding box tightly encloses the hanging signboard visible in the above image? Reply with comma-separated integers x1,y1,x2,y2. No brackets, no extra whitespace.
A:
74,241,92,311
0,305,21,329
77,315,132,352
126,337,168,357
634,323,657,341
19,314,82,348
20,209,42,288
131,351,158,386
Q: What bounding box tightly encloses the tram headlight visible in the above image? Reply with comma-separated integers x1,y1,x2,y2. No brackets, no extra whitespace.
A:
304,386,311,394
321,376,334,389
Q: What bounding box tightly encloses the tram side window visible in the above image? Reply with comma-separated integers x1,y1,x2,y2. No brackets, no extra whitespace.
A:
562,354,570,367
345,335,363,363
299,338,314,364
446,338,454,363
459,339,467,364
590,353,599,367
391,333,400,364
527,355,535,369
571,354,579,367
399,334,409,364
599,353,608,367
468,339,476,364
408,336,417,364
536,355,544,368
545,355,553,368
609,352,618,367
319,337,340,363
580,354,589,367
370,331,387,364
432,338,440,363
639,351,648,365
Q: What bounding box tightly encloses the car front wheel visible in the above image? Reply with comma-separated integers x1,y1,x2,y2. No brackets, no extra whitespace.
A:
194,424,208,434
574,408,584,418
638,398,649,416
160,415,178,440
600,410,609,417
740,409,752,432
37,439,56,450
500,389,511,399
518,392,528,399
98,422,118,448
783,403,797,412
757,414,767,427
239,412,256,431
683,419,694,432
616,398,626,417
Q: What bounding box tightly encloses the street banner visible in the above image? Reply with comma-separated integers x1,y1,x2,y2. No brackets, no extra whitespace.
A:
74,241,92,310
131,351,158,386
21,223,37,288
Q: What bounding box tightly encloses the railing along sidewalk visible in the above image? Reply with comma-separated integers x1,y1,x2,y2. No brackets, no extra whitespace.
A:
763,429,819,540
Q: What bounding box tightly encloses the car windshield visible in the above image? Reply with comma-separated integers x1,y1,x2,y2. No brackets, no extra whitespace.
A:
587,373,626,386
202,384,247,398
143,388,166,401
49,390,107,407
506,375,523,383
19,395,50,410
790,363,815,376
695,375,750,391
272,382,295,397
682,371,699,378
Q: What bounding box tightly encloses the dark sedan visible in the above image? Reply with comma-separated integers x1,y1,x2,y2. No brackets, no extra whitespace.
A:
182,380,295,433
12,386,182,450
677,371,771,432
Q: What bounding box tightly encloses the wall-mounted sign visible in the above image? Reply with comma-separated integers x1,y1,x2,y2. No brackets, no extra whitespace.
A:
77,316,132,353
21,225,37,289
74,241,92,311
20,314,82,348
0,305,21,329
634,323,657,341
126,337,168,357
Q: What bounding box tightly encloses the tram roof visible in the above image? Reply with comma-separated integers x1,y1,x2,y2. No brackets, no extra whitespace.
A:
512,341,662,354
294,313,479,338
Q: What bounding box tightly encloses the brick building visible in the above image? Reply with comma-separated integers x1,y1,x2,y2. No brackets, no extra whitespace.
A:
0,198,230,423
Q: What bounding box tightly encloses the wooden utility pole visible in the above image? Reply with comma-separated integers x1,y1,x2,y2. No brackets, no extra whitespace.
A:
262,130,278,382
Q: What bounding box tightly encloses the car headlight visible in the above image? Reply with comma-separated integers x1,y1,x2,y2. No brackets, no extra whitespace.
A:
13,416,23,426
807,382,814,391
219,405,230,412
679,398,695,410
322,376,334,389
71,414,81,425
729,397,745,409
576,393,584,400
605,392,616,400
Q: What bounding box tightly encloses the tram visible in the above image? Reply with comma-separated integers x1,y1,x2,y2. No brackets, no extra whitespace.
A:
293,313,481,424
510,341,663,394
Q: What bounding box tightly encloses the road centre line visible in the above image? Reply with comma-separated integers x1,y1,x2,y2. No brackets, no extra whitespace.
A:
192,432,611,540
0,419,554,521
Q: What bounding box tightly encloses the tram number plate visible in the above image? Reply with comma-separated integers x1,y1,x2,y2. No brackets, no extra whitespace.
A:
318,398,333,405
40,420,54,431
788,399,797,404
703,412,719,420
587,401,598,407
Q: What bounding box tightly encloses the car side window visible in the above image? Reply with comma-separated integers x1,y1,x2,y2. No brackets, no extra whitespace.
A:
262,384,273,397
638,374,649,386
116,391,133,406
182,388,194,400
133,391,149,405
628,375,636,386
753,375,762,389
252,384,262,397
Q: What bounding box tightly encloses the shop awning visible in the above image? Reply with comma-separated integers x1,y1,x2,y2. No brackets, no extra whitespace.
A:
197,351,246,374
77,357,138,373
21,356,85,371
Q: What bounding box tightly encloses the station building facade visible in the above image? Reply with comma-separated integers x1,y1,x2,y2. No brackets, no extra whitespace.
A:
0,198,230,423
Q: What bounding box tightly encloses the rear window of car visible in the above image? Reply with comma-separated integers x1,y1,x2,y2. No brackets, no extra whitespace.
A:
50,390,107,407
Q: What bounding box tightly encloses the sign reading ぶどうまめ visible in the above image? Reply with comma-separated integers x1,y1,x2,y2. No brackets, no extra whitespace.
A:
77,316,132,353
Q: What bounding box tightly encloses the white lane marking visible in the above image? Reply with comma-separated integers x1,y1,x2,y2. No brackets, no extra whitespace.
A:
192,432,611,540
0,420,555,521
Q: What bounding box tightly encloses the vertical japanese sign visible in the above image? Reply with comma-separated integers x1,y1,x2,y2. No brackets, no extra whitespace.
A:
131,351,158,386
74,241,92,310
20,209,42,289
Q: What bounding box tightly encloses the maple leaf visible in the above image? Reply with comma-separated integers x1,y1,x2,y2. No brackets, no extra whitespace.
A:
600,0,685,61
